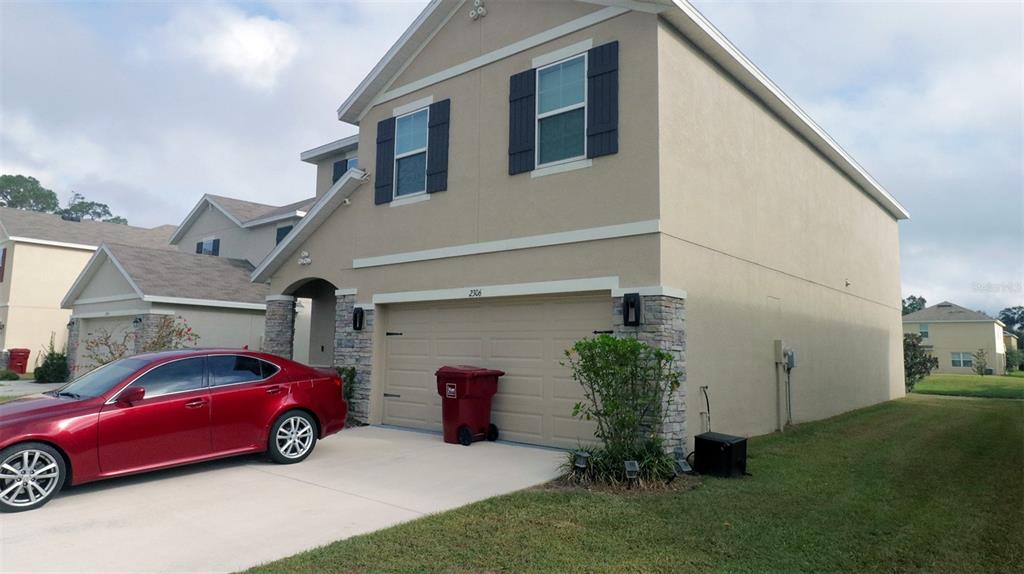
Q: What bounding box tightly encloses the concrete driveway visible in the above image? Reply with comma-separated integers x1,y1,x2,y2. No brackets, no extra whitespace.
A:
0,381,63,397
0,426,563,573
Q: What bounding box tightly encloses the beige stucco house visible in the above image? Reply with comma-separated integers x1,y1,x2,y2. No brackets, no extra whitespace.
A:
903,302,1008,375
0,207,175,370
254,0,908,451
62,193,320,375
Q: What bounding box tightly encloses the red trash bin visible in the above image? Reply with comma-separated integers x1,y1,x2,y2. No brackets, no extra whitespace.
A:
435,365,504,446
8,348,30,374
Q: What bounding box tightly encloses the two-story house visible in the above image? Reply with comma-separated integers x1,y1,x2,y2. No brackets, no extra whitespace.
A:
903,302,1009,375
0,207,175,371
253,0,908,451
61,192,322,374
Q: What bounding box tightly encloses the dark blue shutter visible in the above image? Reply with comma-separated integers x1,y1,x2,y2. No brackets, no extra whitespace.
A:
196,241,203,254
374,117,396,204
211,238,220,256
426,99,450,193
508,69,536,175
587,41,619,158
332,159,348,184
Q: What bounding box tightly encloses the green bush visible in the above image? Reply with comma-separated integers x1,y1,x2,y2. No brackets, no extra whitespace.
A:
560,335,681,485
336,366,357,404
904,333,938,391
0,369,19,381
33,334,70,383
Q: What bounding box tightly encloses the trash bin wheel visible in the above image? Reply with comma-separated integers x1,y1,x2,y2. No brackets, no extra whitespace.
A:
457,426,473,446
486,424,499,442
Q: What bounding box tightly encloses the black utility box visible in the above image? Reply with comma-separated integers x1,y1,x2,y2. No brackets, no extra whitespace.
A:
694,432,747,477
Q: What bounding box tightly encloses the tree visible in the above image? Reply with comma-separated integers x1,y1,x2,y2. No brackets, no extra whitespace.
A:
999,306,1024,339
904,333,938,392
0,174,59,212
1006,349,1024,373
972,348,989,376
902,295,927,316
56,192,128,224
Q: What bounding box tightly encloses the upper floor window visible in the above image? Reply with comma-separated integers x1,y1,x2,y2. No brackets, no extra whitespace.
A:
536,54,586,167
919,323,929,339
333,158,361,185
394,108,429,197
196,237,220,256
276,225,293,245
0,247,7,282
951,352,973,368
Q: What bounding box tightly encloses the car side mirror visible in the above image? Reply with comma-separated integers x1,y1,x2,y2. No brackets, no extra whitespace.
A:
117,386,145,406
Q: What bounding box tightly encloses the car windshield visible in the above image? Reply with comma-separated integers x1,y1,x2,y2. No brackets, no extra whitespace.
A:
57,358,150,399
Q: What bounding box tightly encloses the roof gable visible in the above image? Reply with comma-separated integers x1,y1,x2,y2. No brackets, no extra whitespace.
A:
335,0,908,221
169,194,314,245
902,301,999,324
0,207,176,250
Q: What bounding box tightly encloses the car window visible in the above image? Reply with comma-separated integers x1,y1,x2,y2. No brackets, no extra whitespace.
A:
208,355,277,386
130,357,206,398
60,357,150,398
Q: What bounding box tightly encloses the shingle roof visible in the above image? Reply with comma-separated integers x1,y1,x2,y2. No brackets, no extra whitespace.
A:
205,195,314,225
903,301,995,323
105,243,268,304
0,207,176,249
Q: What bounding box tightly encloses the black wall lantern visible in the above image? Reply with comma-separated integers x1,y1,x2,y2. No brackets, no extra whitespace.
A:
352,307,365,331
622,292,641,327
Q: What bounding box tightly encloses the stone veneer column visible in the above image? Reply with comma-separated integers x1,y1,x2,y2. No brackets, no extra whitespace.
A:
66,318,80,375
612,294,687,452
133,314,167,355
334,291,373,424
263,296,296,359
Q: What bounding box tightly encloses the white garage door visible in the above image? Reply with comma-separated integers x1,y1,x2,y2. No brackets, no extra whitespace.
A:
382,294,610,448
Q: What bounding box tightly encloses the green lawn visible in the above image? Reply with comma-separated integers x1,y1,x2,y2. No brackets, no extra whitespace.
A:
246,395,1024,574
0,395,20,404
914,373,1024,399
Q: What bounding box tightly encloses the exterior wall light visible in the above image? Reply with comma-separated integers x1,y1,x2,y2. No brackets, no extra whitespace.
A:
132,317,143,326
622,292,641,326
352,307,365,331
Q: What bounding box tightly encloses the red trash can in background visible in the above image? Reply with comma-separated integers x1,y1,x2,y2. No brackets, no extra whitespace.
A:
8,348,30,374
435,365,504,446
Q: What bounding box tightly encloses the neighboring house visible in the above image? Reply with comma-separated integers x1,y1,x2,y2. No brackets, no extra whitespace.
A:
62,193,319,375
903,302,1009,375
1004,331,1019,353
253,0,908,451
0,207,175,369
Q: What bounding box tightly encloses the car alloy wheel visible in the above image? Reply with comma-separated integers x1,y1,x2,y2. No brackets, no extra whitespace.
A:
0,447,62,511
275,415,314,459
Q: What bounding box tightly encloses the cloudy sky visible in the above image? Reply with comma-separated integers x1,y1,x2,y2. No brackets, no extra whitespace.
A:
1,1,1020,314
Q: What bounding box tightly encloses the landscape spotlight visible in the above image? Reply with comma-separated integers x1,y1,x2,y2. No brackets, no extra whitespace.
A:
574,450,591,470
624,460,639,480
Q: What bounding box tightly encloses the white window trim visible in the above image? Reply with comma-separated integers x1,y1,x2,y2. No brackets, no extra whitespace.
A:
535,52,588,170
919,323,929,338
951,352,974,368
199,236,219,256
390,193,431,208
531,158,592,179
393,106,430,199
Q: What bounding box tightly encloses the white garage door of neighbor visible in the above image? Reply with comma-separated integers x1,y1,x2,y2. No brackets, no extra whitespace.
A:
383,294,610,448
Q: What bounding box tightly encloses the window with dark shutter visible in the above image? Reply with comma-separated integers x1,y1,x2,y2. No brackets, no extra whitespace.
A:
276,225,293,245
508,69,536,175
332,159,348,184
426,99,450,193
0,247,6,282
374,117,396,204
211,238,220,256
587,41,619,158
196,241,203,254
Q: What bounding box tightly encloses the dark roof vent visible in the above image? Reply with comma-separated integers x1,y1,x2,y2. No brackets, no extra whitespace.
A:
60,214,82,222
937,302,953,307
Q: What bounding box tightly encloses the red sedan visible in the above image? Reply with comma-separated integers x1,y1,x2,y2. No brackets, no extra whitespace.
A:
0,349,347,512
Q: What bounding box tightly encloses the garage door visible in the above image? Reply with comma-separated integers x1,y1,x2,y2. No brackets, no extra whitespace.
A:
382,294,610,448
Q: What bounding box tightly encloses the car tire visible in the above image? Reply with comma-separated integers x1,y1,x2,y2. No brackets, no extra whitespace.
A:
268,410,318,464
0,442,67,513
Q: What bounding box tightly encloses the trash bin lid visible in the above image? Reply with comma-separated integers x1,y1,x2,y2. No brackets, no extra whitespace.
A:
435,365,505,379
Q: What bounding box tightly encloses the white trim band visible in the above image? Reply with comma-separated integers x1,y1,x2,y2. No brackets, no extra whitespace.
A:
72,294,141,306
354,219,659,269
392,95,434,117
611,286,688,300
72,309,175,320
532,39,593,68
335,288,358,296
266,295,296,302
373,276,620,305
145,296,266,310
7,236,96,251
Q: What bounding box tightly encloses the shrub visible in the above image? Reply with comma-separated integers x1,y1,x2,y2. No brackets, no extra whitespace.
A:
0,369,19,381
904,333,938,391
139,316,200,353
561,335,681,485
84,316,200,367
972,348,989,376
34,334,69,383
1006,349,1024,373
336,366,357,404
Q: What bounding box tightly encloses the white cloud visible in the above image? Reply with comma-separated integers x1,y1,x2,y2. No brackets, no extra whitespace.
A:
161,5,300,91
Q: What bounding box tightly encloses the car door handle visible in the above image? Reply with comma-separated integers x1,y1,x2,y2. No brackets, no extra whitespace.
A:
185,399,207,409
265,386,283,395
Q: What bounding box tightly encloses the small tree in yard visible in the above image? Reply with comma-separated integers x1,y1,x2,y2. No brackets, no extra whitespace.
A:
904,333,938,392
972,348,988,376
34,333,69,383
561,335,681,485
83,317,199,369
1006,349,1024,373
138,316,199,353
